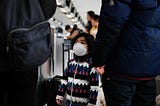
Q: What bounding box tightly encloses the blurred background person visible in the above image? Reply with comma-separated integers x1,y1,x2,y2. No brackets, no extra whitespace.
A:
90,14,99,38
65,24,82,40
85,10,95,34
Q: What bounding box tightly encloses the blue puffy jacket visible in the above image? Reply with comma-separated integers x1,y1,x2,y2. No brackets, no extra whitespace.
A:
93,0,160,77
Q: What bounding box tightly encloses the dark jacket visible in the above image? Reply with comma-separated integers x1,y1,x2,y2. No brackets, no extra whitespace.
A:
0,0,56,72
93,0,160,77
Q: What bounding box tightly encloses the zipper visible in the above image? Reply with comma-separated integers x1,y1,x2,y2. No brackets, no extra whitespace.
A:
8,21,49,37
69,60,90,106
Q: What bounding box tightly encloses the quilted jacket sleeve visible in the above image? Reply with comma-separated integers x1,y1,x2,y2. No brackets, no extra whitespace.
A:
39,0,57,19
131,0,159,10
92,0,131,67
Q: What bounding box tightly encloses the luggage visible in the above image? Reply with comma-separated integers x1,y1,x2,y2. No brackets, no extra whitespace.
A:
36,75,63,106
47,76,63,106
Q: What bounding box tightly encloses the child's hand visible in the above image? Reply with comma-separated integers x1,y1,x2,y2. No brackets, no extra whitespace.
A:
87,103,94,106
56,99,62,105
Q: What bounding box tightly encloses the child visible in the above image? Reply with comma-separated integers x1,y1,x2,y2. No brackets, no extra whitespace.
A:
56,33,99,106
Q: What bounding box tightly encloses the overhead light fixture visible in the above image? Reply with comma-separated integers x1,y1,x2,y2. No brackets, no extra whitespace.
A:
66,7,76,18
58,0,71,13
59,6,70,13
75,21,81,25
75,17,81,25
57,0,85,29
77,24,83,28
66,0,72,8
56,0,66,8
71,18,78,22
71,12,79,22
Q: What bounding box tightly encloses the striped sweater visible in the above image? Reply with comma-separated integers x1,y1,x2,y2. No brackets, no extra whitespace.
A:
56,58,99,105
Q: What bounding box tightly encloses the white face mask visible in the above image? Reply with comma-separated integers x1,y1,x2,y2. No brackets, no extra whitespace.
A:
73,42,87,56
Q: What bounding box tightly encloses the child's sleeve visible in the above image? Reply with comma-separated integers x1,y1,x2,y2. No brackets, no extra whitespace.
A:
56,68,68,101
88,68,99,105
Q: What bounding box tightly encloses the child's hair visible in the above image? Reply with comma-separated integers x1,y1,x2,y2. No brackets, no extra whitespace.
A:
71,33,94,54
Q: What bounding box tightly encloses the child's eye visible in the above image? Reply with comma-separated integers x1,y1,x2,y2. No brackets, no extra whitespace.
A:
75,41,86,44
80,41,87,44
81,42,87,44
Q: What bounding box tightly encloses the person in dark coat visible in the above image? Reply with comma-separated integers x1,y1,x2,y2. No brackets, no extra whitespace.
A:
0,0,56,106
93,0,160,106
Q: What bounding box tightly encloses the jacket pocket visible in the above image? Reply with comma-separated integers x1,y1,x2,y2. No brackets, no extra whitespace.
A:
7,21,52,71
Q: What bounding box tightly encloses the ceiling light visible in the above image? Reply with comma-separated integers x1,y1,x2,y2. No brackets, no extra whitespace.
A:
60,6,70,13
66,7,76,18
56,0,66,8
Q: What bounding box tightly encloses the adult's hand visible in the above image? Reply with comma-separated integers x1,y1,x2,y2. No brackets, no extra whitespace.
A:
87,103,94,106
94,65,105,75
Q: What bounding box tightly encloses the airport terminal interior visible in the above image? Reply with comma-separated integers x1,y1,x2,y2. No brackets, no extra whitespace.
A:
40,0,160,106
1,0,160,106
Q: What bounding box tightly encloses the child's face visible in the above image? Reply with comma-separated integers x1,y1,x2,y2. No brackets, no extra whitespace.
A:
75,36,88,53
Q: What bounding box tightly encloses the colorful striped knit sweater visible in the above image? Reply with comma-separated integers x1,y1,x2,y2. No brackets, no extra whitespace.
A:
56,58,99,106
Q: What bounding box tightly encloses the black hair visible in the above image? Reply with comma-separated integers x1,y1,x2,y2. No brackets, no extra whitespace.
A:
70,24,78,34
73,24,78,30
65,25,71,30
92,14,99,21
71,33,94,55
87,11,95,18
86,11,95,32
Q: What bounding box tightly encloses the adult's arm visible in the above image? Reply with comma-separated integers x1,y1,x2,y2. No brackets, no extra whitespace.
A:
92,0,159,68
131,0,159,10
92,0,131,67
